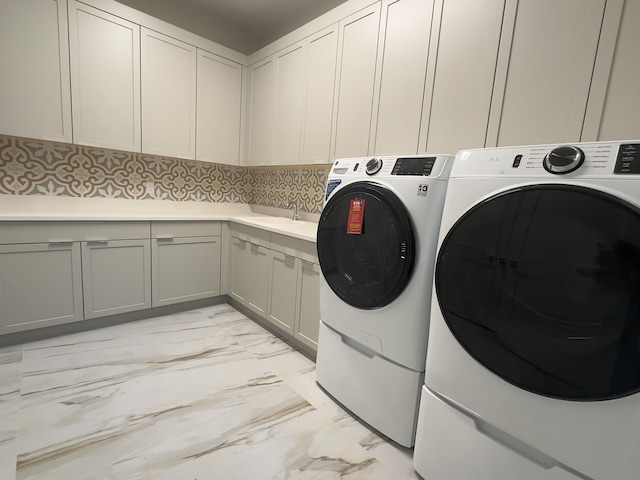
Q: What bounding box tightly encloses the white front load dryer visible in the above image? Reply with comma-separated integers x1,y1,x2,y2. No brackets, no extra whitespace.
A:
414,141,640,479
315,154,453,447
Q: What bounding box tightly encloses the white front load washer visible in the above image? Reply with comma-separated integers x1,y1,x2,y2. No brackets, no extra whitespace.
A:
315,154,453,447
413,141,640,479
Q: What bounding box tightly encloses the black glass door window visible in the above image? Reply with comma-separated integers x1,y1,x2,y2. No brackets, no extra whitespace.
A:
317,182,415,309
436,185,640,401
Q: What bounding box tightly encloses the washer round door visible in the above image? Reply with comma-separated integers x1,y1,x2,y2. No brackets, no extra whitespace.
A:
317,181,416,310
436,184,640,401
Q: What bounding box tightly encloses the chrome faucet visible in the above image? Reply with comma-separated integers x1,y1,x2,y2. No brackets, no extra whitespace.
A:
286,202,301,221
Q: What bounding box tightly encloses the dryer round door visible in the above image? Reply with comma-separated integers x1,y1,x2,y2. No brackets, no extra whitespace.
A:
317,181,416,309
435,184,640,401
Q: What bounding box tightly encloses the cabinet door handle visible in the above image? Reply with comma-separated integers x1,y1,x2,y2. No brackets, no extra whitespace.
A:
86,238,109,244
156,235,174,241
48,239,74,246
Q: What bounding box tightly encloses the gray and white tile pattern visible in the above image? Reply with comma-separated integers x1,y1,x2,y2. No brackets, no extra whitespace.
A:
0,305,418,480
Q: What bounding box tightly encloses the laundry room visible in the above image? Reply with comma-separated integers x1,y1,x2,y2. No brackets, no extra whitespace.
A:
0,0,639,479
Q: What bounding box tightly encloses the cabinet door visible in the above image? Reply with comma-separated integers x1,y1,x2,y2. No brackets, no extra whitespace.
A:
141,28,197,159
81,239,151,319
371,0,434,155
0,0,72,142
273,44,307,165
152,236,221,307
245,243,271,317
247,58,275,165
68,1,141,151
0,242,83,333
294,260,321,350
420,0,504,154
331,4,382,159
196,49,242,165
267,251,299,334
487,0,606,146
69,0,141,152
584,0,639,141
229,237,251,304
302,25,339,164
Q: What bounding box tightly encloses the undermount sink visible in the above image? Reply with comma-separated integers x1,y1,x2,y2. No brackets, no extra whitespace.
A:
249,216,315,227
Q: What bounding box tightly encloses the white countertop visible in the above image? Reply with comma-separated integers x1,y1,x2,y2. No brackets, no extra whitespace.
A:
0,195,318,243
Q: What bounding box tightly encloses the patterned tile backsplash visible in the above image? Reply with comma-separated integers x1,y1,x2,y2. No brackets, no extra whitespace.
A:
0,135,330,213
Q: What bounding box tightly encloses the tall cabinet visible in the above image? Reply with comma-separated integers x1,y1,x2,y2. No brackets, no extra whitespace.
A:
331,4,381,159
0,0,72,142
486,0,607,147
68,0,141,151
370,0,434,155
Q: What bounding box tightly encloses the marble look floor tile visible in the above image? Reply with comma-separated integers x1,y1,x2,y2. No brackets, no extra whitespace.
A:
2,304,417,479
0,345,22,480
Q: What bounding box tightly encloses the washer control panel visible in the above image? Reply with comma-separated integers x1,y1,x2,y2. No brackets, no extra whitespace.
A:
330,155,451,179
453,141,640,177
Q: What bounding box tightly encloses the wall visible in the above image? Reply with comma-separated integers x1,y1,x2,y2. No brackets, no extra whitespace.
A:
0,135,329,214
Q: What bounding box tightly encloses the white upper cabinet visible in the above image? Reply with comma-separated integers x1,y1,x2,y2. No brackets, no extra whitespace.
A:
0,0,72,142
583,0,639,142
331,4,382,159
247,58,276,165
302,26,339,164
371,0,433,155
196,50,243,165
141,28,197,159
248,24,339,166
487,0,606,147
68,1,141,151
273,44,307,165
420,0,504,154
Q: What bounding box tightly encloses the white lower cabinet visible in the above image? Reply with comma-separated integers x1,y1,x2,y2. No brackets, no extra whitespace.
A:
229,236,270,317
294,260,321,349
82,239,151,319
151,222,222,307
230,224,320,352
267,251,299,335
0,242,83,333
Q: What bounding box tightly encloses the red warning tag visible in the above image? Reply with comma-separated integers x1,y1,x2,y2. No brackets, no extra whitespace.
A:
347,198,365,235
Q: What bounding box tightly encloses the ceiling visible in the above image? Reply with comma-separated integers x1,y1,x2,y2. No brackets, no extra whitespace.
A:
116,0,350,55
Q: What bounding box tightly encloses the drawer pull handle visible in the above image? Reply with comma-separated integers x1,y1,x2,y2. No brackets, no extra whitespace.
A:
156,235,174,241
48,240,73,246
87,238,109,244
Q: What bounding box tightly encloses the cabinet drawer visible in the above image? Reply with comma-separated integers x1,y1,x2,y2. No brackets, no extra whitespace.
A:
0,221,150,244
270,233,318,263
229,222,271,248
151,221,221,238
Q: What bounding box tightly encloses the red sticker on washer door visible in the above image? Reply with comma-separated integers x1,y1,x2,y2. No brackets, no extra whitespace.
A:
347,198,365,235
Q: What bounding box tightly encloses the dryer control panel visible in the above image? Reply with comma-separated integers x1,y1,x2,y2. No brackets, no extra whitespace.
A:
330,155,450,179
453,140,640,178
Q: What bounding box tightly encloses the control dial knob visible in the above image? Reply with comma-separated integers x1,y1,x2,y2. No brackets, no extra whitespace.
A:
365,158,383,175
543,146,585,175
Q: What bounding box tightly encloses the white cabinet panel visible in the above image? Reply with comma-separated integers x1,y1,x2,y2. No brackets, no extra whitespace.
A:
294,260,321,349
196,50,242,165
230,237,251,304
267,250,299,334
0,242,83,333
82,239,151,319
152,236,221,307
302,26,339,164
332,4,381,159
0,0,71,142
247,58,275,165
273,45,306,165
69,1,141,151
141,28,197,159
592,0,640,141
372,0,433,155
229,236,270,317
487,0,606,147
421,0,504,154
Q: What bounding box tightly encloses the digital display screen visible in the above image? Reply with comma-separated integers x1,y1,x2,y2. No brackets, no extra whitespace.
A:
392,157,437,176
614,144,640,174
